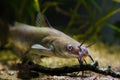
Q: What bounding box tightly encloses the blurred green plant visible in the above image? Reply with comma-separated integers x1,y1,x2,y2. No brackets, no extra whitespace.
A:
39,0,120,42
0,0,120,42
107,24,120,32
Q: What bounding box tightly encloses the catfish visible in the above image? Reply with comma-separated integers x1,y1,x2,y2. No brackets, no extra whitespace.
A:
9,13,94,64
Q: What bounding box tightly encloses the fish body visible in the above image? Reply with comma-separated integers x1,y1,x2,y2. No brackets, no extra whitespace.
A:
9,22,81,61
9,13,94,63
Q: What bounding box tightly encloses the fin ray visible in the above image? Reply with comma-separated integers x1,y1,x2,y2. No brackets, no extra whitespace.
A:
36,12,52,28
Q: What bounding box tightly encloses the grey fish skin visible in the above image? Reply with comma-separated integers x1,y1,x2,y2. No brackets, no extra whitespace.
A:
9,22,93,63
9,22,80,59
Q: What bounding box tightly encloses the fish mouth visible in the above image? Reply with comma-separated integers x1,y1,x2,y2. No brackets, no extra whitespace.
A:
78,51,94,63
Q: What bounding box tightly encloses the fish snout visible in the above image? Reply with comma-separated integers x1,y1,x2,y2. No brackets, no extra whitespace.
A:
78,47,94,63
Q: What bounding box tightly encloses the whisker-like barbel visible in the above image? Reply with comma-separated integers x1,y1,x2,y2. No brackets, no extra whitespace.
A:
88,54,94,62
79,39,87,47
86,41,96,48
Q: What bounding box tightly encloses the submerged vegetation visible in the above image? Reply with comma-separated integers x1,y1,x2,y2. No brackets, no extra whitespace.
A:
0,0,120,42
0,0,120,79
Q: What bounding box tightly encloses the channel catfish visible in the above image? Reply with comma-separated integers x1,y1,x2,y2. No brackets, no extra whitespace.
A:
9,13,94,64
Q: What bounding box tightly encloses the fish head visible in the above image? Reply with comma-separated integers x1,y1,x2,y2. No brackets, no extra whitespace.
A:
51,37,94,64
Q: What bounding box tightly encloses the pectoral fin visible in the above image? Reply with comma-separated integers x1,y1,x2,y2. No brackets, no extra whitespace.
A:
31,44,51,50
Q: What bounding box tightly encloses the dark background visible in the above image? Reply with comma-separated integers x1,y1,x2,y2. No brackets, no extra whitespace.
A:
0,0,120,45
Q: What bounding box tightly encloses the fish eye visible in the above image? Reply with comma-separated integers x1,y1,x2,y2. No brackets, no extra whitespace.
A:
67,44,73,50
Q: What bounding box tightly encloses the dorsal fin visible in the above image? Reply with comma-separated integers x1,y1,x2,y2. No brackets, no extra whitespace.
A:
36,12,52,28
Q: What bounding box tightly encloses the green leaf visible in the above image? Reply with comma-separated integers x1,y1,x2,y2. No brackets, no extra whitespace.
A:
95,8,120,26
113,0,120,3
91,0,101,12
107,24,120,32
34,0,40,12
